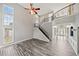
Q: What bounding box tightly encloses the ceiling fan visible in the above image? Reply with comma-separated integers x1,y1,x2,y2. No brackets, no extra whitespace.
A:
25,3,40,15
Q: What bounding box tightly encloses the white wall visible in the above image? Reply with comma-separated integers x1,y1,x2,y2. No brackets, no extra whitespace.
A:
33,3,68,16
66,24,77,54
73,4,79,15
75,13,79,55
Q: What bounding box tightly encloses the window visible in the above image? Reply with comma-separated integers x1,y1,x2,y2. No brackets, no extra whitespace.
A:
3,5,14,44
3,5,14,26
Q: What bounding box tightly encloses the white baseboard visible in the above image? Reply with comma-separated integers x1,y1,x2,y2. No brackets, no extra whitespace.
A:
0,38,32,48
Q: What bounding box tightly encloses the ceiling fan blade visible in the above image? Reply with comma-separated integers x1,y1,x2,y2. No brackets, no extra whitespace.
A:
25,3,40,15
30,3,33,9
25,8,30,10
33,10,38,14
35,8,40,10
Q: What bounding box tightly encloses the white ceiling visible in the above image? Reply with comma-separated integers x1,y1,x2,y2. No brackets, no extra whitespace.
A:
19,3,69,16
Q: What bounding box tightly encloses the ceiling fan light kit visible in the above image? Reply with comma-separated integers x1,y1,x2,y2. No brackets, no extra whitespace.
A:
25,3,40,15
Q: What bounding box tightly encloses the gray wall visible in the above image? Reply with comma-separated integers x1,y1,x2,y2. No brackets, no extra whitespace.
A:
0,3,33,46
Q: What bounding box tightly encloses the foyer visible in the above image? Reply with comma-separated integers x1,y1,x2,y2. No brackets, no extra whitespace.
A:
0,3,79,56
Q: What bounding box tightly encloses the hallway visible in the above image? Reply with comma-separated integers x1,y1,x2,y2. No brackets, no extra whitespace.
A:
0,39,76,56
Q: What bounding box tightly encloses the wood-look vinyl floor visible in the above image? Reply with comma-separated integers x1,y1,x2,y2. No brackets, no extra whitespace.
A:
0,39,76,56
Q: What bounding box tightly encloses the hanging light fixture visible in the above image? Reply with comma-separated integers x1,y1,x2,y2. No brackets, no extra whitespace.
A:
30,10,34,14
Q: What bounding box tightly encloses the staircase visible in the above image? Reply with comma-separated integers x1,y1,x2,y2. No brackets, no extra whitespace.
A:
33,27,49,42
33,21,52,42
